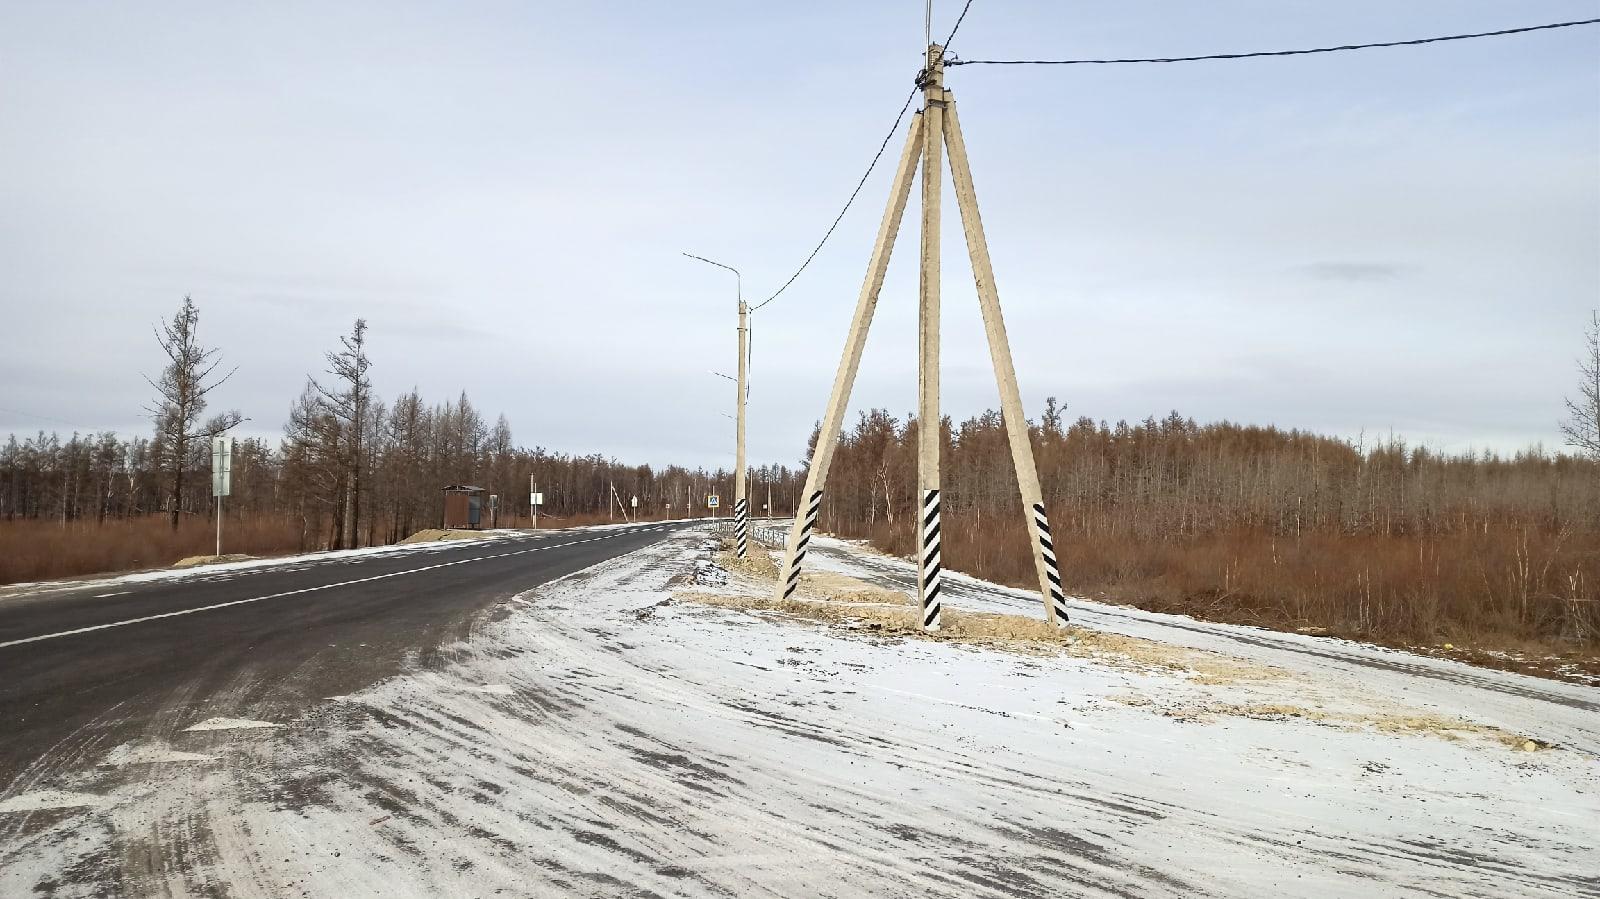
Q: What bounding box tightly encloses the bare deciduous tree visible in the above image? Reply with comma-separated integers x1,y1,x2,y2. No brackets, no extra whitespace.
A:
1561,310,1600,461
310,319,372,549
144,296,241,530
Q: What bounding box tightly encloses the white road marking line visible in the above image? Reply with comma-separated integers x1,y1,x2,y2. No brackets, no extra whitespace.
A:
0,530,651,650
93,591,131,598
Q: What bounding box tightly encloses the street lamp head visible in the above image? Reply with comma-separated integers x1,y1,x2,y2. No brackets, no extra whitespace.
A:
681,252,741,302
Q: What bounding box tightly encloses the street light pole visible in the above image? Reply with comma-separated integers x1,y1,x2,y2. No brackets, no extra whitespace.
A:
683,252,749,558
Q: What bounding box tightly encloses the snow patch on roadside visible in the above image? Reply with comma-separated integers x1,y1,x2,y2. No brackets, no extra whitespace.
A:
183,717,280,732
100,741,216,766
0,791,108,813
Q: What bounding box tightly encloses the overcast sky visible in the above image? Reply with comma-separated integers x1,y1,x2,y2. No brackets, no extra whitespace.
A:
2,1,1596,469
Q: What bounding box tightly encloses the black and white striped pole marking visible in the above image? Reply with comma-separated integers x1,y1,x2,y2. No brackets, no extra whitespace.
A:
783,489,824,600
1034,502,1069,625
733,498,749,559
766,66,1072,629
919,489,942,630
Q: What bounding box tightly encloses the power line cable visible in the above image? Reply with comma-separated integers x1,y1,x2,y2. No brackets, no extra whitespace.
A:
750,12,1592,312
750,87,919,311
940,0,976,52
947,18,1600,67
751,0,976,312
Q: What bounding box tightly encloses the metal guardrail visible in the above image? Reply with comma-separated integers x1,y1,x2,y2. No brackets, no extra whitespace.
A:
751,524,789,549
709,517,791,549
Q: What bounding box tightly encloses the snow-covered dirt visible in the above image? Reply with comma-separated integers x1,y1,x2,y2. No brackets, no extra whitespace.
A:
1,529,1595,897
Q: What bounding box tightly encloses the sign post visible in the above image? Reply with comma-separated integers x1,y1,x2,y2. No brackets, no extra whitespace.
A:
708,493,720,524
211,435,233,557
530,477,544,530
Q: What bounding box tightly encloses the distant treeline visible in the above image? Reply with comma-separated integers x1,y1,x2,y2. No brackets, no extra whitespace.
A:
816,402,1599,650
0,405,797,549
0,297,801,558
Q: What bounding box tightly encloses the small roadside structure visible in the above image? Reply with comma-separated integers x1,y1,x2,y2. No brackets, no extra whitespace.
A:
441,485,487,529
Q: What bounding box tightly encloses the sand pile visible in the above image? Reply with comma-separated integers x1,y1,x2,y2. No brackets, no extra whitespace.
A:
172,553,255,569
677,581,1276,683
400,529,491,545
1111,693,1545,750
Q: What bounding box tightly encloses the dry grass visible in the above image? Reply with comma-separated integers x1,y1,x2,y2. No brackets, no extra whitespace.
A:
514,510,706,529
399,528,510,545
0,515,305,585
679,559,1278,684
714,546,913,607
172,553,255,568
856,512,1600,672
1109,694,1545,750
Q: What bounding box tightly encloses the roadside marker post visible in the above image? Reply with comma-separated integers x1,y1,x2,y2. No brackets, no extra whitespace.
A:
530,478,543,529
211,435,233,558
776,44,1068,629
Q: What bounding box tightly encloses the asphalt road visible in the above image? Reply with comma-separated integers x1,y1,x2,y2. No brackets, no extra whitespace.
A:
0,522,701,788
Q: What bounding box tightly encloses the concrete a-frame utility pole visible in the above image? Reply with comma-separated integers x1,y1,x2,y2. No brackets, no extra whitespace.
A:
776,45,1070,630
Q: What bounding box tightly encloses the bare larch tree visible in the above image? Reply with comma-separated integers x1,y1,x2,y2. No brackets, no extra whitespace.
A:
1562,310,1600,461
311,319,372,549
145,296,242,530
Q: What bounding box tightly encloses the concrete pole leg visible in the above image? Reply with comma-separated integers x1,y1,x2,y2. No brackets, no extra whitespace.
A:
777,113,926,602
916,45,946,632
943,94,1070,626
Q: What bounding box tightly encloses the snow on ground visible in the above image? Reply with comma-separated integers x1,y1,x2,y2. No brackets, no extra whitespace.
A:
802,536,1600,757
1,529,1595,897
